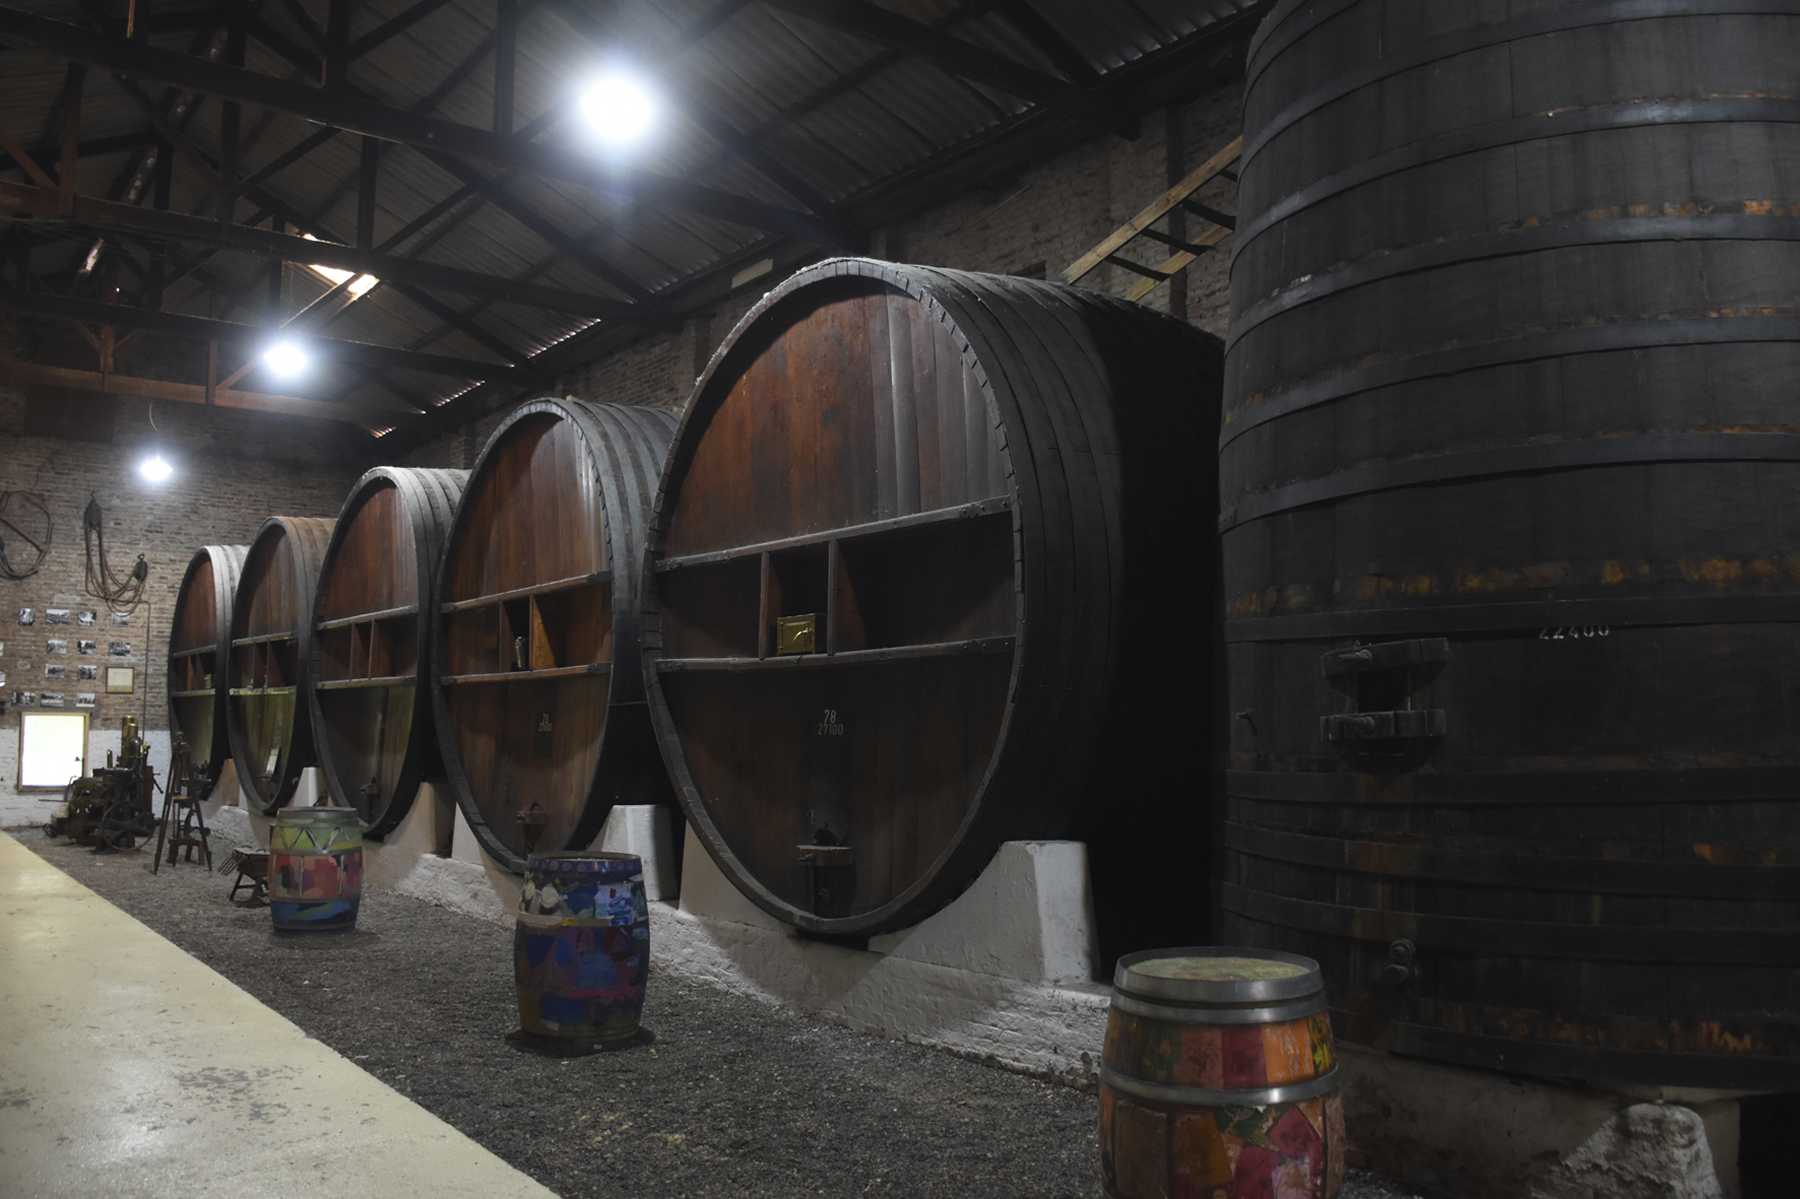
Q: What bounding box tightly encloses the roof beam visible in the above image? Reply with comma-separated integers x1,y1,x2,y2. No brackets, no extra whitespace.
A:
0,356,381,428
0,7,846,243
0,131,156,177
759,0,1126,133
235,26,657,304
0,180,643,319
347,0,454,59
0,286,545,386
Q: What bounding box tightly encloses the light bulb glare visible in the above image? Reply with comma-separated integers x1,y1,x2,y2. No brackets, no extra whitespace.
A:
138,454,173,484
262,338,310,379
577,69,657,147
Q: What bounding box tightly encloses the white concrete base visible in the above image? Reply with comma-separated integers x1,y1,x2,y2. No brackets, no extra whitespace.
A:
594,805,677,901
1340,1043,1742,1199
362,782,454,890
664,826,1109,1082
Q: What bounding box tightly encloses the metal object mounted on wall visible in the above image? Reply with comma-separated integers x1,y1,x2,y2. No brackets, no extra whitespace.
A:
0,490,52,581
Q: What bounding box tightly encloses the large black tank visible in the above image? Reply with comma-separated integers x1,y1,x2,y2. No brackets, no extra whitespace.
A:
1220,0,1800,1090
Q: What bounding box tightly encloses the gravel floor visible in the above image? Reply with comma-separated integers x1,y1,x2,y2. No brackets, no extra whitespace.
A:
17,833,1425,1199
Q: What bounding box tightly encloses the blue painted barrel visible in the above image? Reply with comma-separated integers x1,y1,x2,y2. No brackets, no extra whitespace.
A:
268,807,363,931
514,852,649,1044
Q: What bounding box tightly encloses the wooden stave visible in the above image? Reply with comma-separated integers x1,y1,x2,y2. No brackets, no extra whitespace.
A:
1221,0,1800,1088
225,515,337,815
642,258,1225,943
429,398,678,873
304,466,469,838
168,543,247,777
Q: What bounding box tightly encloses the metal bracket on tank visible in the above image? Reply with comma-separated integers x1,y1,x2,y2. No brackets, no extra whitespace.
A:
1321,638,1449,757
1322,709,1446,742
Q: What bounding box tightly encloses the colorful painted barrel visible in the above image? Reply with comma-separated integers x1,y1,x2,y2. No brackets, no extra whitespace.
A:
268,808,364,931
514,852,649,1045
1100,948,1345,1199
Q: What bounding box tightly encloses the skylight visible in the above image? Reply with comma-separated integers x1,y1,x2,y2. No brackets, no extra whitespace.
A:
301,233,379,296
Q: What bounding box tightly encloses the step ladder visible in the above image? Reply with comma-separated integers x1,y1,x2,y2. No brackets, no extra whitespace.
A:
1062,135,1242,302
153,739,213,871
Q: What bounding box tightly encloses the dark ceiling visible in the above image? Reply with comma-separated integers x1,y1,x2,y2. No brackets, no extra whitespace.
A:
0,0,1265,448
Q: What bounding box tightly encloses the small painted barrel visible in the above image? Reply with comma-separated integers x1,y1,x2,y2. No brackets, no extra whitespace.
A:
268,808,365,932
514,852,649,1045
1100,948,1345,1199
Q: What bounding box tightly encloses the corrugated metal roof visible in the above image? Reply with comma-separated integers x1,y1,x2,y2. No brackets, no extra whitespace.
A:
4,0,1265,432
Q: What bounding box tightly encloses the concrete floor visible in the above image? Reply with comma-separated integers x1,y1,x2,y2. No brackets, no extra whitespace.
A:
0,831,553,1199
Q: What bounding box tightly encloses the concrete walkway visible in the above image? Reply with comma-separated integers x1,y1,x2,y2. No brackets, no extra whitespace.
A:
0,831,555,1199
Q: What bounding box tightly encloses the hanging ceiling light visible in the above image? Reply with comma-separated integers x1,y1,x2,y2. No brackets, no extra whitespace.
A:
262,337,311,380
576,67,658,148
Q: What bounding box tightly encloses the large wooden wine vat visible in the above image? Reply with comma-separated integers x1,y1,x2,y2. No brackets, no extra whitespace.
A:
168,544,246,779
306,467,467,837
431,399,677,872
643,259,1223,950
225,516,336,814
1220,0,1800,1088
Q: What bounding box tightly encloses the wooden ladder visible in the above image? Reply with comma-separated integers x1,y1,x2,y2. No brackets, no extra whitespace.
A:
1062,135,1242,303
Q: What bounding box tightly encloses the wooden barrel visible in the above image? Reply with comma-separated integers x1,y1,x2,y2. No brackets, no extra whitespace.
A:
305,467,468,837
515,851,650,1044
1222,0,1800,1088
268,807,364,931
431,399,678,872
643,259,1224,950
1100,948,1344,1199
226,515,336,814
167,544,246,781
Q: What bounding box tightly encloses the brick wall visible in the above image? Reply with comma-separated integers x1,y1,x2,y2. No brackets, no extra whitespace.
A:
399,83,1243,466
0,387,365,822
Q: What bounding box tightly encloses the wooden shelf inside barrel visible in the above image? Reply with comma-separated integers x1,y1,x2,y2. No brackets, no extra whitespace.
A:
232,632,295,647
169,644,217,659
317,604,418,631
231,686,297,697
655,497,1012,573
170,688,214,700
440,570,613,613
656,636,1016,673
314,675,415,692
441,663,613,686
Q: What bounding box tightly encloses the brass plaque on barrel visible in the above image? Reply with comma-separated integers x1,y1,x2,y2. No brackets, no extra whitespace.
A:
775,614,818,656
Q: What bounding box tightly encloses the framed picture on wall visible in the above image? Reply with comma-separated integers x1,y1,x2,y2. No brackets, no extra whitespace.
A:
44,608,70,625
107,640,132,657
75,693,96,709
45,638,68,655
17,608,34,625
105,666,134,694
76,639,97,655
76,610,97,627
77,664,98,681
39,692,65,708
110,612,130,627
43,663,65,681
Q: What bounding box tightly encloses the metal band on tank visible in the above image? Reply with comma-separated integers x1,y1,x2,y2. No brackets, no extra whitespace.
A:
1099,1065,1341,1110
